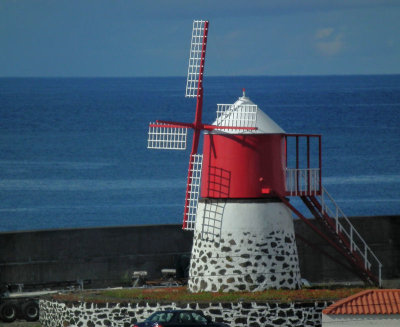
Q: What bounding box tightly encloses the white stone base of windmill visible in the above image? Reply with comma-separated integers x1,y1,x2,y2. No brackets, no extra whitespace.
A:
188,199,301,292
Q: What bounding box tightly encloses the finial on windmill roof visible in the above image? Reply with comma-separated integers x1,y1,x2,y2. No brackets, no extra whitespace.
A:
239,88,249,101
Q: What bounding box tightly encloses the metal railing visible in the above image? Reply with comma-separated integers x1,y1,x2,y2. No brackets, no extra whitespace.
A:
319,186,383,286
284,134,322,196
286,168,321,196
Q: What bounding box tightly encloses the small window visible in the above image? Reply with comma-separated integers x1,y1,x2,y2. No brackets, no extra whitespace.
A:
190,312,208,324
179,313,192,323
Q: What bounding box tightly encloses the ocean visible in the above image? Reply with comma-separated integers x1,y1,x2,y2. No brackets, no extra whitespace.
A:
0,75,399,231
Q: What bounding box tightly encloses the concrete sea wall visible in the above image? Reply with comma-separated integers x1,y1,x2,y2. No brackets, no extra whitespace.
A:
0,224,193,288
39,298,332,327
1,216,399,287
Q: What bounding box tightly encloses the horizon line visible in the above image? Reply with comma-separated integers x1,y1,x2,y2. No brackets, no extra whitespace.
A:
1,73,400,79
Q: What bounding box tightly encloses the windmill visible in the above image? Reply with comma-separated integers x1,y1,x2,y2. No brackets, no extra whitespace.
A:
148,20,382,292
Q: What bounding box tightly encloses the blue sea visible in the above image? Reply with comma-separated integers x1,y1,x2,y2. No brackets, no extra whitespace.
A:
0,75,399,232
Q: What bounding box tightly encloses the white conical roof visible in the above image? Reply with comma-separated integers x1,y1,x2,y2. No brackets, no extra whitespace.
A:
212,91,285,134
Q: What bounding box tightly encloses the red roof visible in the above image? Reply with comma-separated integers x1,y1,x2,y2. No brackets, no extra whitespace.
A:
323,289,400,315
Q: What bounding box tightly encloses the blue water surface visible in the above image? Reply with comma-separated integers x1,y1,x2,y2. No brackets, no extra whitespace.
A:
0,75,399,231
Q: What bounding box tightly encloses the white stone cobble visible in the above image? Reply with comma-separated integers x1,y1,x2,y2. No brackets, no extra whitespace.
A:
39,299,332,327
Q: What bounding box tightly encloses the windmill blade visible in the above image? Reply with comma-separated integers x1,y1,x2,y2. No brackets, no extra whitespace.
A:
147,122,188,150
183,154,203,230
185,20,208,98
215,104,258,132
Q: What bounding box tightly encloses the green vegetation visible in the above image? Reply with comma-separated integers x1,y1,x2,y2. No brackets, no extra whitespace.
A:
52,286,369,303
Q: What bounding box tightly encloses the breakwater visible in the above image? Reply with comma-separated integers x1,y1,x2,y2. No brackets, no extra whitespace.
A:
1,216,399,288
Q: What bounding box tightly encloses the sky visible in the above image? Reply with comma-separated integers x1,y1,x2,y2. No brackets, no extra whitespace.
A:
1,0,400,77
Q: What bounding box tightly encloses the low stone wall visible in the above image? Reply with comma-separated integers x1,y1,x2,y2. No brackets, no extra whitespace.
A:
40,298,332,327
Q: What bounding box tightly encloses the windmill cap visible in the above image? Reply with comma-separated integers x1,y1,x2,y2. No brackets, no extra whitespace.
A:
214,91,285,134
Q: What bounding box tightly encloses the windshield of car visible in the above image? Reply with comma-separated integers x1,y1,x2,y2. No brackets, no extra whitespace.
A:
146,312,174,323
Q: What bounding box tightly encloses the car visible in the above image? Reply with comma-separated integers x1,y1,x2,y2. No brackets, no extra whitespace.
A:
133,310,230,327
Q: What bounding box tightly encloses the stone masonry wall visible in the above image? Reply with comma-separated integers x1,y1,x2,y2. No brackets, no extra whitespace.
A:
40,298,332,327
189,229,301,292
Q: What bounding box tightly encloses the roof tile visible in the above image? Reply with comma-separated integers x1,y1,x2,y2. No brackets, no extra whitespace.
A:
323,289,400,315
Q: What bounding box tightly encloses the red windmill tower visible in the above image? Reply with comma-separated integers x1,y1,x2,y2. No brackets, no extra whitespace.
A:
148,20,382,292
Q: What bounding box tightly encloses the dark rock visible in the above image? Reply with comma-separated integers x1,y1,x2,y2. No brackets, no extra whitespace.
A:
289,317,300,324
200,280,207,289
237,284,246,291
209,309,221,315
242,302,252,309
278,310,286,317
219,284,228,291
244,275,253,283
239,261,252,267
235,317,247,324
272,318,286,325
249,284,258,292
222,303,232,309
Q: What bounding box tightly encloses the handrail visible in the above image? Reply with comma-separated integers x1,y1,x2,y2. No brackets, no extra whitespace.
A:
319,186,383,286
286,168,320,196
